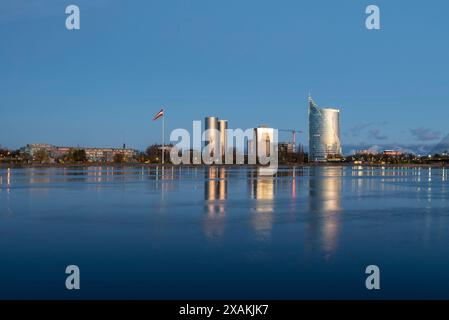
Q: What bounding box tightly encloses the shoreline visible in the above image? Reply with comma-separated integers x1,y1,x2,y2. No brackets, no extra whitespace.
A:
1,162,447,169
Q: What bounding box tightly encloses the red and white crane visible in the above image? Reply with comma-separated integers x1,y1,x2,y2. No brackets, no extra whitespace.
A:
278,129,303,146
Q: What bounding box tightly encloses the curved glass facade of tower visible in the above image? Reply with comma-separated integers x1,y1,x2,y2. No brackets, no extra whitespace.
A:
308,97,342,162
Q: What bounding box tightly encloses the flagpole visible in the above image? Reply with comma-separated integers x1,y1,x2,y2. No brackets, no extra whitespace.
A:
162,111,165,165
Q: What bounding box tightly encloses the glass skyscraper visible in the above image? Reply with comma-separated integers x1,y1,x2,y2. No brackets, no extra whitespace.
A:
308,96,342,162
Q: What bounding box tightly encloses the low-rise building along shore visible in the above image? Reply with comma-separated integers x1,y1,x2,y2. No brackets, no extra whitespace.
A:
20,143,139,163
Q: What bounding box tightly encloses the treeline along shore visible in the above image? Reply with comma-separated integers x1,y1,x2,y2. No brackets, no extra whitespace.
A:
1,143,449,169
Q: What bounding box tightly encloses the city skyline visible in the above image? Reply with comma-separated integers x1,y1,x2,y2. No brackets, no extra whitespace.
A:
3,1,449,305
1,0,449,151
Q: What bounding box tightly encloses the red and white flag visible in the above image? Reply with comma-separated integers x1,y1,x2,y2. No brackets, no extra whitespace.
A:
152,108,164,121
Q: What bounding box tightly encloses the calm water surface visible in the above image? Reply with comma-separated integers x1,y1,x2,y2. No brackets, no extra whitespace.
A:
1,166,449,299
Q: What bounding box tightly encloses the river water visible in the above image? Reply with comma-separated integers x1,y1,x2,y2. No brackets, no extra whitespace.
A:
0,166,448,299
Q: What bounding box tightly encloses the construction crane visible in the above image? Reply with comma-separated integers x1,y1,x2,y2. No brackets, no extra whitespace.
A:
279,129,303,146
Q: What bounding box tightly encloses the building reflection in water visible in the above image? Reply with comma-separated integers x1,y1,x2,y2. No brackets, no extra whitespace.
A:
291,168,297,200
0,168,12,217
142,166,178,202
307,166,342,260
249,168,275,240
1,167,12,190
204,166,227,240
28,168,52,185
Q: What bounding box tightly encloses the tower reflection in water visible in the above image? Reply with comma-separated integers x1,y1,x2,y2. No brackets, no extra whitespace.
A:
307,166,342,260
204,166,227,240
249,168,276,241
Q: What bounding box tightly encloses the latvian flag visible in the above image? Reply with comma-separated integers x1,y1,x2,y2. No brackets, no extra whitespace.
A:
152,108,164,121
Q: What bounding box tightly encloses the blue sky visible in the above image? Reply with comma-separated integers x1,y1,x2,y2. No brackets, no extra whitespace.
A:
1,0,449,151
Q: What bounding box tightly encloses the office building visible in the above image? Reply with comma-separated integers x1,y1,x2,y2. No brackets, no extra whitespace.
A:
278,142,295,155
254,125,276,158
20,144,138,162
205,117,228,160
218,119,228,159
205,116,219,158
308,96,342,162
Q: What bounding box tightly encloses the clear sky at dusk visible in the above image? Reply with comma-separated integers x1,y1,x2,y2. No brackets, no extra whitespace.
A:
1,0,449,151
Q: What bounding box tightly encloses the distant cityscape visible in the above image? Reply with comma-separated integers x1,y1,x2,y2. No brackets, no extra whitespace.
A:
1,96,449,166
